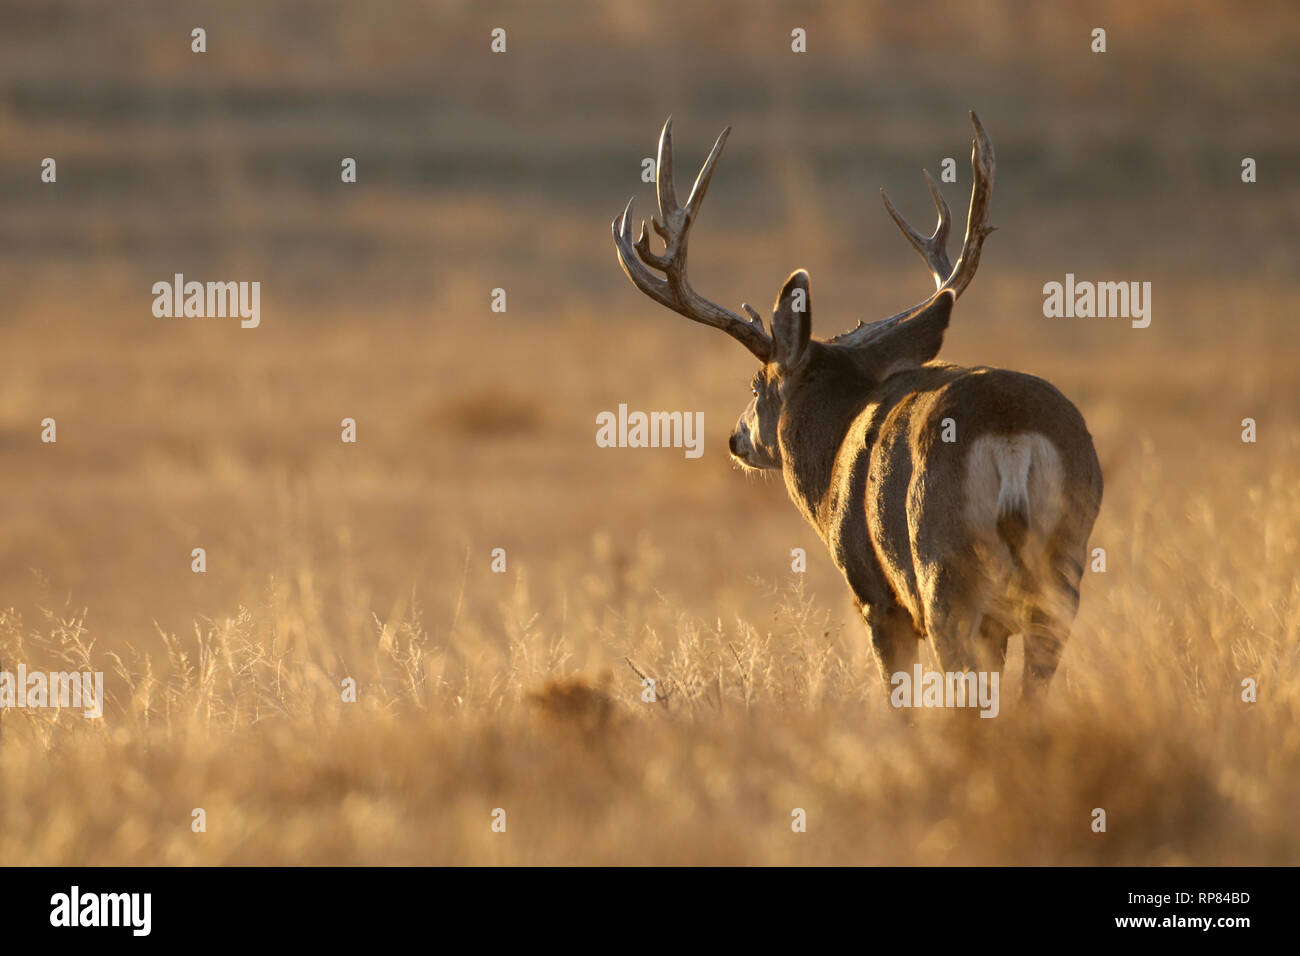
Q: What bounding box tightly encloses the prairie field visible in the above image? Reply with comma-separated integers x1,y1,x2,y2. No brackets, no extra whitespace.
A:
0,0,1298,864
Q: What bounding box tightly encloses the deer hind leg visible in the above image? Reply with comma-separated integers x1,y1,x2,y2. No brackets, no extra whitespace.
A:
976,610,1013,675
1021,549,1084,700
862,602,920,685
918,562,989,675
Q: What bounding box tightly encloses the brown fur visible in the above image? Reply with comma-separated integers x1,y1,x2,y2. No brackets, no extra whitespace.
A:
614,117,1102,698
732,280,1102,697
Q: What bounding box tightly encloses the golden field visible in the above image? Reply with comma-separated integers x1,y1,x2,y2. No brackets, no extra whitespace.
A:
0,0,1297,864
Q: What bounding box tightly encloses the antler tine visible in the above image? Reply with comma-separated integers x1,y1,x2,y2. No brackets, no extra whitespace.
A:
655,117,679,228
633,218,670,271
684,126,730,214
614,199,667,297
880,168,952,290
611,118,772,362
946,110,996,298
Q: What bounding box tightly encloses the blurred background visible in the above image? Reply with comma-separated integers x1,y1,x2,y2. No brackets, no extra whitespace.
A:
1,0,1295,647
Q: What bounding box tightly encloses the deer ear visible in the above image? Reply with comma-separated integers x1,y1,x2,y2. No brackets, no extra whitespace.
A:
868,290,954,378
771,270,812,369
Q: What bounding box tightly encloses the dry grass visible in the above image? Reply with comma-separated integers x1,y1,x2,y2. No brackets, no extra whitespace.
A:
0,0,1297,864
0,318,1296,864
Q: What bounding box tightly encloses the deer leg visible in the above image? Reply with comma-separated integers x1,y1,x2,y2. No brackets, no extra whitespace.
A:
976,612,1012,675
863,602,919,687
1022,609,1068,700
1021,551,1083,700
919,563,987,675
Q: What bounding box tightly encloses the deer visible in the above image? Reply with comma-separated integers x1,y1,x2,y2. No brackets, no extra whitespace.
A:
611,113,1103,700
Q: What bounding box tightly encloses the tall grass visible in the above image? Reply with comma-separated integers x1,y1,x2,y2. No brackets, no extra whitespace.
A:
0,430,1296,864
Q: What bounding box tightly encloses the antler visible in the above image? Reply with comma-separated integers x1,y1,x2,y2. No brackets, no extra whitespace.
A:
834,112,995,347
612,118,772,362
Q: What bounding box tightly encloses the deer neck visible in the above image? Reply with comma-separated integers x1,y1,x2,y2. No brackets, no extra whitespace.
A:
777,358,872,534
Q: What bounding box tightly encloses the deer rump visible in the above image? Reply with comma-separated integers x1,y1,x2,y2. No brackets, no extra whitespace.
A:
850,364,1100,639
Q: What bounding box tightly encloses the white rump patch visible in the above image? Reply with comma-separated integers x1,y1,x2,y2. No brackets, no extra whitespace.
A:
964,433,1064,551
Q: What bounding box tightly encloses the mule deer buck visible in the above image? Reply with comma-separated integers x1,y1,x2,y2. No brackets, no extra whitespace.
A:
612,114,1102,699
